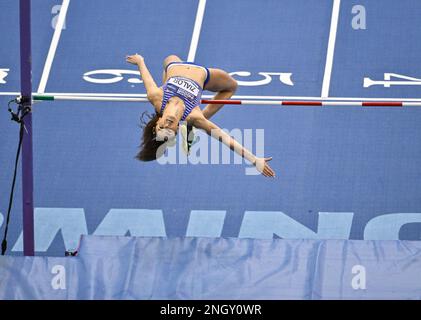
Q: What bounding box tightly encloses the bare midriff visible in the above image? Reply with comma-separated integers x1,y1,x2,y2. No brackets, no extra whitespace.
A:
165,64,207,88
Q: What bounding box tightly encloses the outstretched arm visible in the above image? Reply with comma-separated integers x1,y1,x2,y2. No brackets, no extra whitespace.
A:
193,116,276,178
126,54,162,110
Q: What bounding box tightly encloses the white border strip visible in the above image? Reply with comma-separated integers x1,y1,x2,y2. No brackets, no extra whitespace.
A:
37,0,70,93
3,91,421,102
187,0,206,62
321,0,341,98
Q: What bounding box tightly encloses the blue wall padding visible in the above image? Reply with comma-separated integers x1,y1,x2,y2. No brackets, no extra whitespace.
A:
1,235,420,299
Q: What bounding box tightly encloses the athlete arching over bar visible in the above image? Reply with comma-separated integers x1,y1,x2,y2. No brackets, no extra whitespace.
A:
126,54,275,178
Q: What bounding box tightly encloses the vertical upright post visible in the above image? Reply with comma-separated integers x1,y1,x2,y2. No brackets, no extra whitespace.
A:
20,0,34,256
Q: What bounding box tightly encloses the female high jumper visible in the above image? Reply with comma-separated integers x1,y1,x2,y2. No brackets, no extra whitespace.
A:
126,54,275,178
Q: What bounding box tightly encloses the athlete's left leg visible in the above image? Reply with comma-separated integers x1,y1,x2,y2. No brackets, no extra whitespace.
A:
202,68,237,120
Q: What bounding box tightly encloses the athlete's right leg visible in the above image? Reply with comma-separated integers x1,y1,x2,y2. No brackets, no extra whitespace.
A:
162,55,182,84
202,68,238,120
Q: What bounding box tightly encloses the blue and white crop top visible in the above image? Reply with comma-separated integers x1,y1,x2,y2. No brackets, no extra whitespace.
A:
160,76,204,121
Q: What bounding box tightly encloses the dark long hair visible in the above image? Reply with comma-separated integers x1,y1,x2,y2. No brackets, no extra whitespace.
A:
136,111,166,161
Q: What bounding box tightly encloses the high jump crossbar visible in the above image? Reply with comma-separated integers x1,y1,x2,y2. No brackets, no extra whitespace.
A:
31,94,421,106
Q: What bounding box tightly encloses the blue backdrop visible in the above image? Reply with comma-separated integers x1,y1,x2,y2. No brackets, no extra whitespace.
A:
1,0,421,257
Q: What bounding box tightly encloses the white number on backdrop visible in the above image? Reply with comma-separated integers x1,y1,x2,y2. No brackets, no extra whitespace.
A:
0,68,10,84
229,71,294,86
82,69,293,87
83,69,143,84
364,73,421,88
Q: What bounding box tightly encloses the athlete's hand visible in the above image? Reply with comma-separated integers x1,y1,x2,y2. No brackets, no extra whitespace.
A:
255,157,276,178
126,54,144,65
